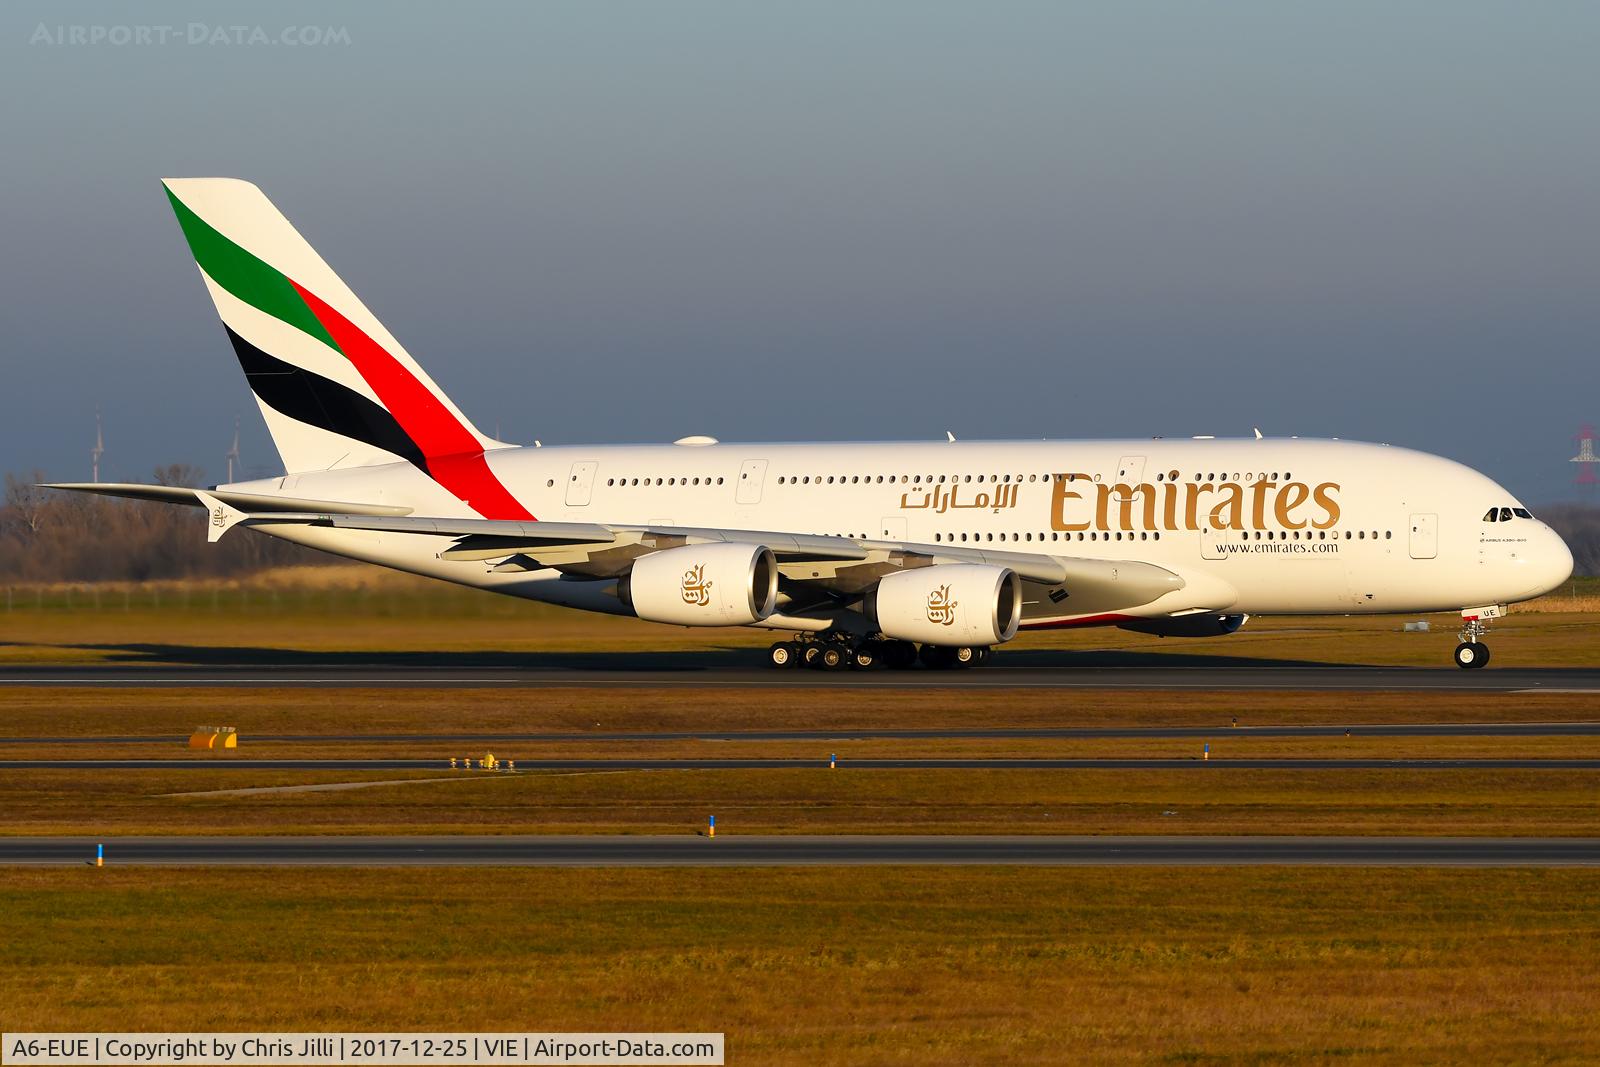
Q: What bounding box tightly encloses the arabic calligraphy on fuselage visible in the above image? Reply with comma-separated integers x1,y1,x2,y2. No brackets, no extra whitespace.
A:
897,482,1020,515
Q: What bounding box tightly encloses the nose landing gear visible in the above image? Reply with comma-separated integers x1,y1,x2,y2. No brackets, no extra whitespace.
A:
1453,607,1502,669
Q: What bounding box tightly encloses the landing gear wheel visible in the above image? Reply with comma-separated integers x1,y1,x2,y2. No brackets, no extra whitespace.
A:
1453,642,1489,669
768,642,797,669
850,642,879,670
814,644,848,671
951,646,979,668
802,644,822,668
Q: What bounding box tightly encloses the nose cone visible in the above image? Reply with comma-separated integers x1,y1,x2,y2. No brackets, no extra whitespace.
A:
1523,524,1574,599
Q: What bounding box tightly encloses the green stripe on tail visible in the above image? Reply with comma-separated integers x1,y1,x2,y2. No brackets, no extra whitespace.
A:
164,186,339,352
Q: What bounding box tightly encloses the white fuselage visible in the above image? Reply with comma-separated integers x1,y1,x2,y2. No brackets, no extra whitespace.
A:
229,436,1572,632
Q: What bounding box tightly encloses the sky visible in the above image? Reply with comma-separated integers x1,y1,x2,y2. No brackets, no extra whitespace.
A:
2,2,1598,503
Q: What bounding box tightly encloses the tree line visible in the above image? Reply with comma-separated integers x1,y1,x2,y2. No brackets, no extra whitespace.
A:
4,466,1599,582
1,466,334,583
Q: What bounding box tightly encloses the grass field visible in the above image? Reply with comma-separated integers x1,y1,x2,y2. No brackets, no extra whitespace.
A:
3,866,1598,1064
4,685,1600,836
7,766,1600,837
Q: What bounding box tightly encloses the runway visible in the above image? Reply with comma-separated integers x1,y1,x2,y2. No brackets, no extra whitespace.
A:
5,721,1600,745
6,834,1598,866
8,757,1599,771
3,664,1599,691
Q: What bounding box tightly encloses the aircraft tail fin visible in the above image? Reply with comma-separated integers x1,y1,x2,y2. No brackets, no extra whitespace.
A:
161,178,512,479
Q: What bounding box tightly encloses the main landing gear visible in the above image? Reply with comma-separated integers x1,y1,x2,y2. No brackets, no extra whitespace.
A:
767,635,991,671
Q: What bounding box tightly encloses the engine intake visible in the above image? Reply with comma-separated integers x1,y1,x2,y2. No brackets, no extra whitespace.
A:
620,543,778,627
865,564,1022,646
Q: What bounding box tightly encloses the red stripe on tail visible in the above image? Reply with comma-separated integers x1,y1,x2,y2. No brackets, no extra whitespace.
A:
290,280,534,520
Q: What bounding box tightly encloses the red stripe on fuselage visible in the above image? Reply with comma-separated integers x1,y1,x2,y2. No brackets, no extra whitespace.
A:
290,280,533,520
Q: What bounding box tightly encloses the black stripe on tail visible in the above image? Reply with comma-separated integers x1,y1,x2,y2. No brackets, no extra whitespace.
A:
223,326,427,471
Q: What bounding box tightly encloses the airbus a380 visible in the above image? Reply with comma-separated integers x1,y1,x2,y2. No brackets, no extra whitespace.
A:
51,179,1573,671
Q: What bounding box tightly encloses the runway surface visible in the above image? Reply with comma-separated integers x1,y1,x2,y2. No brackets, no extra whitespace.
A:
6,834,1598,866
8,756,1599,771
3,664,1599,691
6,722,1600,745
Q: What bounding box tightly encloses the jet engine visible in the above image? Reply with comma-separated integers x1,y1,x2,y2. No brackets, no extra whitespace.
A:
864,564,1022,646
1117,613,1249,638
619,542,778,626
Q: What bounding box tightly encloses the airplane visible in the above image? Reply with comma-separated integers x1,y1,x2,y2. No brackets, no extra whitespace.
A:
48,178,1573,671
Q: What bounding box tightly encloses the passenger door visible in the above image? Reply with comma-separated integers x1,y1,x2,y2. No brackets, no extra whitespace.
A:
1115,455,1146,484
1200,523,1229,560
1409,513,1438,559
736,459,768,505
565,461,597,506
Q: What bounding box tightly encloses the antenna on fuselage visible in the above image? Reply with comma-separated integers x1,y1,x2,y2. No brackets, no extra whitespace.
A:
1253,427,1263,440
946,431,956,442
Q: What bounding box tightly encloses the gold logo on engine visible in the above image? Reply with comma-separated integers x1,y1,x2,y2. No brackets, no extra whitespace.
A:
681,563,713,606
926,584,958,626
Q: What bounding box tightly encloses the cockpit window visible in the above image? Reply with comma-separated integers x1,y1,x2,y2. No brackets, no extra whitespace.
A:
1485,506,1534,522
1514,507,1533,519
1483,508,1498,522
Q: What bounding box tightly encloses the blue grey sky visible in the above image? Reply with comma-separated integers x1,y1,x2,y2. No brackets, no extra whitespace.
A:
3,2,1598,502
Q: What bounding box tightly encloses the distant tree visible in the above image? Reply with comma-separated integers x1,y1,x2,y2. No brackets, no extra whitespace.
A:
0,466,337,583
153,463,206,488
3,471,49,539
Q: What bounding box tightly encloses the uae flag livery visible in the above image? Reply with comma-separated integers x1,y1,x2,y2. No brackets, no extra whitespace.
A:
163,179,531,520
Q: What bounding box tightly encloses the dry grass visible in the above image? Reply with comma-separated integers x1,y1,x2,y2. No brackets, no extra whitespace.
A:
11,735,1600,761
6,766,1600,837
2,686,1598,740
2,866,1598,1063
6,688,1599,835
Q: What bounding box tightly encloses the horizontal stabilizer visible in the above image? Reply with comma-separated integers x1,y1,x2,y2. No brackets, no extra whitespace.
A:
43,483,413,517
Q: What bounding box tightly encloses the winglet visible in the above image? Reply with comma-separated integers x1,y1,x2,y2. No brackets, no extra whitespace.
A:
194,490,248,543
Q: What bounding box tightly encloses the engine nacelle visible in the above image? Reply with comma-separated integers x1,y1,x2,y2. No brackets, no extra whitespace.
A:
619,542,778,627
1118,612,1249,638
865,564,1022,646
